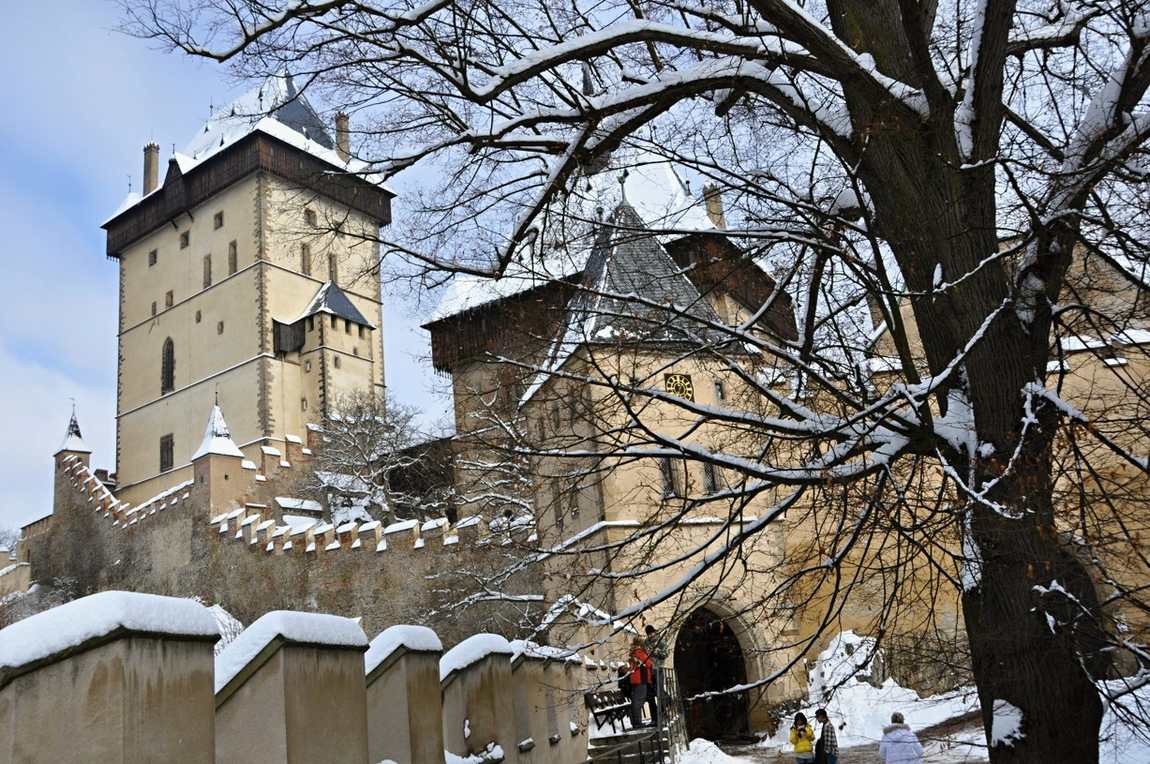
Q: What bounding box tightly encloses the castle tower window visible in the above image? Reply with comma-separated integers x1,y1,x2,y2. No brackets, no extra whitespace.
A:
659,457,681,499
161,338,175,394
195,310,202,324
179,231,190,249
301,398,308,412
352,347,359,357
165,290,174,309
358,326,366,339
202,254,213,288
304,360,312,373
334,355,342,369
228,241,238,275
703,463,719,494
345,320,352,334
151,301,157,317
713,379,725,401
217,321,225,335
159,434,174,473
330,315,337,328
214,211,225,229
148,249,158,267
328,254,338,284
301,244,311,276
306,317,314,332
305,208,317,227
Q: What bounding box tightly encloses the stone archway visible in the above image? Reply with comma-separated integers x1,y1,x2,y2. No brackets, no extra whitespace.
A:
673,606,750,740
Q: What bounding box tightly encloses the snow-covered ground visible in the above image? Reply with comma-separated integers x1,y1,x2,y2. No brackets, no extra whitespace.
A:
717,630,1150,763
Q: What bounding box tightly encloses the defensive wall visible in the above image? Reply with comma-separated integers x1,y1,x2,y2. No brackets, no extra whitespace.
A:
0,591,596,764
6,429,538,645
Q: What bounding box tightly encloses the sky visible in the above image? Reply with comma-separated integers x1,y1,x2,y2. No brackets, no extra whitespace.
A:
0,0,449,530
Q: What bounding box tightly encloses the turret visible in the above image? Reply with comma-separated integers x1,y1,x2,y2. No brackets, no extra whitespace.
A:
54,407,92,470
191,400,246,515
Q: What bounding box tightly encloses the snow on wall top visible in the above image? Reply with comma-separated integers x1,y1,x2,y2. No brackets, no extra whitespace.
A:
439,633,514,681
427,151,718,324
0,591,218,672
191,404,245,460
214,610,367,693
364,624,443,675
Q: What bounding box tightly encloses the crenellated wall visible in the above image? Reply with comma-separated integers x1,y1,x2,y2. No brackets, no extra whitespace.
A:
17,451,539,645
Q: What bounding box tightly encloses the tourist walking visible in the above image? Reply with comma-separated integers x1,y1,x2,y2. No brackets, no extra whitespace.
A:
878,712,923,764
814,708,839,764
789,712,816,763
627,636,655,728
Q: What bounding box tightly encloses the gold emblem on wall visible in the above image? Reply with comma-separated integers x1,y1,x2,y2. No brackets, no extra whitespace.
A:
664,373,695,401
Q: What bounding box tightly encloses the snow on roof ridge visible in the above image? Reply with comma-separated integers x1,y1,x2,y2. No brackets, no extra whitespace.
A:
0,591,217,672
192,404,245,460
439,633,513,681
364,624,443,676
214,610,366,693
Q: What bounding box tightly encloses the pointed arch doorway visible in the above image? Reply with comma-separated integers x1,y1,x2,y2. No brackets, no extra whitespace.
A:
673,607,750,740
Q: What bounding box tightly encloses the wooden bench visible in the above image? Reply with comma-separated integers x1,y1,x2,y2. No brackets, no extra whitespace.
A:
584,689,631,734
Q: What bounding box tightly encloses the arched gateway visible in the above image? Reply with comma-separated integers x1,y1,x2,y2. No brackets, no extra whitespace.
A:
673,607,750,740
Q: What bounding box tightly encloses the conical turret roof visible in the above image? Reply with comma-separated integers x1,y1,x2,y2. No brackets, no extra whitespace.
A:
56,409,92,455
191,403,245,460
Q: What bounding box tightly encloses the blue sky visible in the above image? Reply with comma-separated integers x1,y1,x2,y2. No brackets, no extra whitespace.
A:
0,0,448,529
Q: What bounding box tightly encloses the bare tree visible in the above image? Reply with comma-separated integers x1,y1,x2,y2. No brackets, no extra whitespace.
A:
125,1,1150,759
304,391,447,523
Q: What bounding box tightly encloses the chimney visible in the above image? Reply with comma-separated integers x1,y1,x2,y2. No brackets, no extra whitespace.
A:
703,183,726,229
335,112,350,162
143,143,160,195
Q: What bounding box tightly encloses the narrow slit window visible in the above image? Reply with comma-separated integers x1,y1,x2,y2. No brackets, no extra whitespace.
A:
213,211,225,229
159,434,174,473
228,241,238,275
202,254,212,288
301,243,311,276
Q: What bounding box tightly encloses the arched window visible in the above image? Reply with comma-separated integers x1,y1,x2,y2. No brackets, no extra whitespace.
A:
161,338,175,394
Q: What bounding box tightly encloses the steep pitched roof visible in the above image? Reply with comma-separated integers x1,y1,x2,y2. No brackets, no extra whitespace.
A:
191,404,245,460
56,410,91,455
520,203,733,405
106,73,389,224
300,282,374,328
428,152,720,324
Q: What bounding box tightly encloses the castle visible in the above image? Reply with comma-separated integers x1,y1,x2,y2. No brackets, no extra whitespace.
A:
4,71,1149,745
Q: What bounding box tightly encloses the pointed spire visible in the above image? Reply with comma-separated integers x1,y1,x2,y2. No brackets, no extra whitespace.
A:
191,402,244,460
56,403,92,455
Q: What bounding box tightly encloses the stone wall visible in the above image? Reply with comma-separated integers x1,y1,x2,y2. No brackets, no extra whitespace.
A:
14,455,537,645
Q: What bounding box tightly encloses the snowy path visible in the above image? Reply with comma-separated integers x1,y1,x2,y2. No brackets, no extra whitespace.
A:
718,716,989,764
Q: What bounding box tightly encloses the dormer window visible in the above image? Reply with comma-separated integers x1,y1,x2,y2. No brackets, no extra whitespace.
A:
179,231,190,249
214,211,225,229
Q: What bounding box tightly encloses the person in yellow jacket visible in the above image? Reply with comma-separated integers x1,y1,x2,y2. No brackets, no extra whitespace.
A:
789,712,816,763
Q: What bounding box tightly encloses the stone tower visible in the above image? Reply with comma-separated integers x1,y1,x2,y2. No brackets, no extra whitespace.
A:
102,74,393,507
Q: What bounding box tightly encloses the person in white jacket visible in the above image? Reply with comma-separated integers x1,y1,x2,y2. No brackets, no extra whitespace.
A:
878,712,924,764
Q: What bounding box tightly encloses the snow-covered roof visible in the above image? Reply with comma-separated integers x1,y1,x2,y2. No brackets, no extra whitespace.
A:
275,497,322,513
299,281,374,328
55,410,91,455
519,201,730,405
107,73,390,223
427,151,719,324
191,404,245,460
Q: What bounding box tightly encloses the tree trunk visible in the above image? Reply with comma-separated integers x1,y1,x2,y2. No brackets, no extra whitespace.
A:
962,408,1110,762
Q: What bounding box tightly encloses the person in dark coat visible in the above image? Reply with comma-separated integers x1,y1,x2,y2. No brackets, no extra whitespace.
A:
643,625,662,725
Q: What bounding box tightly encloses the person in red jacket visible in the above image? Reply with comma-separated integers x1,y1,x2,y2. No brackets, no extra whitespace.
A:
627,636,655,728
